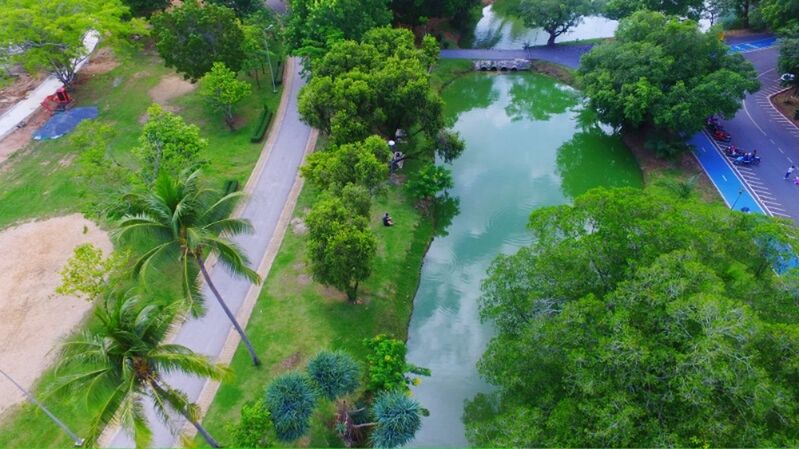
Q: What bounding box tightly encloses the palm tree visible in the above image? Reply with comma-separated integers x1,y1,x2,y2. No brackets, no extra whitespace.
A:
51,294,229,448
116,170,263,366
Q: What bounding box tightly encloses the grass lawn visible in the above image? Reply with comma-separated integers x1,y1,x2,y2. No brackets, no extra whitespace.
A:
197,171,435,446
0,45,282,447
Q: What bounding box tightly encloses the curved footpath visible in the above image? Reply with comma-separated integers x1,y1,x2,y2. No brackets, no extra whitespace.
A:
105,57,316,448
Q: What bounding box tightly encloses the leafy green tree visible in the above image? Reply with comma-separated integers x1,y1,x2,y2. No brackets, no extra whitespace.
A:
306,195,376,301
578,11,758,154
200,62,252,131
509,0,596,46
298,27,445,146
370,391,423,448
465,187,799,447
340,183,373,218
0,0,145,88
301,135,391,192
135,104,208,185
406,164,453,204
286,0,392,59
390,0,481,30
122,0,169,16
759,0,799,31
52,294,228,448
363,335,430,392
307,351,361,400
436,130,465,163
603,0,704,19
116,170,263,366
265,373,318,442
779,37,799,96
226,399,272,448
56,243,127,301
207,0,262,17
151,0,246,81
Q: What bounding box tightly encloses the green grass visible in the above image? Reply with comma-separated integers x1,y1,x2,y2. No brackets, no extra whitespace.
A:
0,46,282,447
197,178,434,447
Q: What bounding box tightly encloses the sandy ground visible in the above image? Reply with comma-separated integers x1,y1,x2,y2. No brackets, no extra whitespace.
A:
148,74,196,106
0,214,112,415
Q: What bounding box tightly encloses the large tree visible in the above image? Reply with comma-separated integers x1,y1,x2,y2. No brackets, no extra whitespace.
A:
286,0,392,59
760,0,799,32
390,0,481,30
603,0,704,19
578,11,758,153
779,37,799,96
301,135,391,192
151,0,246,81
508,0,596,46
52,294,228,448
116,170,263,366
465,187,799,447
0,0,145,88
298,27,444,146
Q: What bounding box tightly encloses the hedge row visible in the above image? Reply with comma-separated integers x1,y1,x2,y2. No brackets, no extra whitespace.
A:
250,105,274,143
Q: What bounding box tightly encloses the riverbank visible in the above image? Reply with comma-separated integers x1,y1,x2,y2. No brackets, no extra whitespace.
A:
196,168,436,445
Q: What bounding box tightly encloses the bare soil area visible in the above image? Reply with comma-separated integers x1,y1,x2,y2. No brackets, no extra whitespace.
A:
0,214,112,414
0,72,46,116
772,89,799,127
148,74,196,105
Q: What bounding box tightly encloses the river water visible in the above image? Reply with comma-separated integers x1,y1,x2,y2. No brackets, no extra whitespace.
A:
404,72,642,447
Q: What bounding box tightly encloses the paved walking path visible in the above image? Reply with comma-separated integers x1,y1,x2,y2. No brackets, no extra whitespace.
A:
107,57,314,448
440,45,591,69
0,32,99,141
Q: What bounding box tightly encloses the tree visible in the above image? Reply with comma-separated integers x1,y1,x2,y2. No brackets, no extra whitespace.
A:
286,0,392,59
363,335,430,392
135,104,208,185
298,27,445,146
56,243,127,302
390,0,481,31
405,164,453,204
301,135,391,192
578,11,758,154
200,62,252,131
465,187,799,447
307,351,361,400
435,129,465,162
207,0,262,17
265,373,318,442
151,0,246,81
116,170,263,366
779,37,799,96
306,195,376,301
226,400,272,448
759,0,799,32
122,0,169,17
511,0,596,46
0,0,145,88
51,294,228,448
603,0,704,19
369,391,423,448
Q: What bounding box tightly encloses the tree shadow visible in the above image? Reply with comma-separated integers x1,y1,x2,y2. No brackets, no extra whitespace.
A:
443,75,500,125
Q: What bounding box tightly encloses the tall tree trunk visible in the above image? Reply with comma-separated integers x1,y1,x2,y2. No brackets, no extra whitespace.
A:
253,69,261,88
151,381,221,448
195,255,262,366
547,32,557,46
346,281,359,302
742,0,750,28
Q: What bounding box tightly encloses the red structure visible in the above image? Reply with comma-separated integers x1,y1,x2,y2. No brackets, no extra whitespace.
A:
41,87,72,113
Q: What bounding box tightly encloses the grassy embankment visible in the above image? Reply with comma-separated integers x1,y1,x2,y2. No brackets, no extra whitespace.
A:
0,45,281,447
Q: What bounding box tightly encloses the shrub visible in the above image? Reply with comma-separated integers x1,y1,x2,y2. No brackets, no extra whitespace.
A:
265,373,317,442
307,351,361,400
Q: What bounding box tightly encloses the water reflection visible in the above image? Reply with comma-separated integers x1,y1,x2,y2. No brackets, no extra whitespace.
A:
505,76,578,122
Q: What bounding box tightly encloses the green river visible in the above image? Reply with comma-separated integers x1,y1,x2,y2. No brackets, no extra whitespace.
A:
404,72,643,447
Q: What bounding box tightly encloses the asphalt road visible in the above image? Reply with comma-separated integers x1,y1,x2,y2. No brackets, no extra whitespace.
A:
107,58,312,448
710,47,799,222
440,45,591,69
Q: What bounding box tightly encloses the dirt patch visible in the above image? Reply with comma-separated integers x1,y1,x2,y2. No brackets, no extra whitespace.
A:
57,153,76,167
80,47,119,78
0,71,47,116
290,217,307,235
0,214,112,415
149,74,196,105
0,107,51,166
530,61,576,87
279,352,303,370
771,89,799,127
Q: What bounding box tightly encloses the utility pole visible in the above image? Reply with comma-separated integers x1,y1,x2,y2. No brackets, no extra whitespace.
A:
0,366,84,446
263,24,277,94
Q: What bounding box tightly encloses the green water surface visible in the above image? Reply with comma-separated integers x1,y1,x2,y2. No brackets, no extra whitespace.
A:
404,72,642,447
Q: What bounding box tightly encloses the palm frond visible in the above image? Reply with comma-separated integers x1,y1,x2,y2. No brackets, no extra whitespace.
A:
202,217,254,236
204,236,261,284
148,347,230,381
131,241,179,279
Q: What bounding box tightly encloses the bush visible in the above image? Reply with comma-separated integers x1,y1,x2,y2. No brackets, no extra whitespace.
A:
250,105,274,143
370,391,423,448
274,60,284,85
265,373,317,442
307,351,361,400
225,399,272,448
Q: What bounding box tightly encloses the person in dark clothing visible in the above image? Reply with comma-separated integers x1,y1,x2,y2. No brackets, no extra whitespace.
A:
383,212,394,227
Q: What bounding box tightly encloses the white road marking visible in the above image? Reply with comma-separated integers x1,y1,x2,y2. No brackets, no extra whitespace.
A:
721,174,728,182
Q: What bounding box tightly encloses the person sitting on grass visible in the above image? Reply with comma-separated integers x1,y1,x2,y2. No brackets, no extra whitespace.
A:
383,212,394,227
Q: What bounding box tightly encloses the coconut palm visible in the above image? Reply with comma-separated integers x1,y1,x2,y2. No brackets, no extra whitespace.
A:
116,169,263,366
51,293,228,448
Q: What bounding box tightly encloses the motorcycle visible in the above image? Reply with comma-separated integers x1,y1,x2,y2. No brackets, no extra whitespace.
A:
724,145,744,158
733,154,761,166
712,129,732,142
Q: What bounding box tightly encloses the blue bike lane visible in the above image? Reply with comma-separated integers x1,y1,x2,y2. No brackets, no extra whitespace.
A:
689,132,766,214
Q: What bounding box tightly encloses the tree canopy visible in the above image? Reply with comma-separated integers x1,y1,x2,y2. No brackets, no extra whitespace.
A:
578,11,758,152
301,135,391,192
285,0,392,60
135,104,207,185
0,0,145,87
465,186,799,447
389,0,481,30
760,0,799,32
603,0,704,19
151,0,246,81
298,27,444,146
200,62,252,130
504,0,596,45
779,37,799,96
